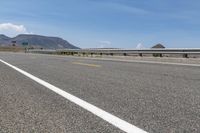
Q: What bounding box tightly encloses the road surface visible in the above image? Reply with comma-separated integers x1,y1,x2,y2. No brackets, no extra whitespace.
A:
0,52,200,133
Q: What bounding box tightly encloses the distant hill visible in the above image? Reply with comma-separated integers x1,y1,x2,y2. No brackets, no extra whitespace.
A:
152,43,165,48
0,34,11,45
0,34,79,49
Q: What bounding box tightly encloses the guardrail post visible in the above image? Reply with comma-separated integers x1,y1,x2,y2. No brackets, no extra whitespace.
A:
153,53,163,57
183,54,188,58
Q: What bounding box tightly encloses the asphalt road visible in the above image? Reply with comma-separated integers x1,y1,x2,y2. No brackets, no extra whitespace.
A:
0,52,200,133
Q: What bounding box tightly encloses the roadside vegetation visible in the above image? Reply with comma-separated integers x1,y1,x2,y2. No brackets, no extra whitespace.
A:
0,46,25,52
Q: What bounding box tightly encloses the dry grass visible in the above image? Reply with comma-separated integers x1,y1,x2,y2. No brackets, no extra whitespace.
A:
0,46,25,52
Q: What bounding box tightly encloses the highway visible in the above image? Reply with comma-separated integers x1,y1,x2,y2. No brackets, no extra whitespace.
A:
0,52,200,133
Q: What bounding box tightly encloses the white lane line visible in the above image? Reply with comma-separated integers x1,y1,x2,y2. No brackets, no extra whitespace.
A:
108,59,200,67
77,57,200,67
28,53,200,67
0,59,147,133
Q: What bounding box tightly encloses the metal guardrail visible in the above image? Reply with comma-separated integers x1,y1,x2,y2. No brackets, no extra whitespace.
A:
28,48,200,58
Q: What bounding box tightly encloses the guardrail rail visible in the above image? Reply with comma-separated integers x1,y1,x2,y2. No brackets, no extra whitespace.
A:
28,48,200,58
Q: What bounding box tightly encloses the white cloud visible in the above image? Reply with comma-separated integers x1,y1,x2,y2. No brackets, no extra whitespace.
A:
98,40,111,48
0,23,32,37
99,40,111,45
114,4,149,15
91,1,150,15
136,43,145,49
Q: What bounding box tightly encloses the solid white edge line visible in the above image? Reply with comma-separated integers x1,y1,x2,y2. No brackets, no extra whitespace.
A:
83,57,200,67
0,59,147,133
111,59,200,67
27,53,200,67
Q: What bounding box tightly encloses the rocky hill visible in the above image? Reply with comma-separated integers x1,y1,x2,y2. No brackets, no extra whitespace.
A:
0,34,79,49
152,44,165,48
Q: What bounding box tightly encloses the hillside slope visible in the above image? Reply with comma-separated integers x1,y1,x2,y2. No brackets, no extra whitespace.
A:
0,34,79,49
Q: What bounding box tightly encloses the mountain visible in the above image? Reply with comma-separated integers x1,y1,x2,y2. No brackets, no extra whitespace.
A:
0,34,11,46
0,34,79,49
152,43,165,48
0,34,11,40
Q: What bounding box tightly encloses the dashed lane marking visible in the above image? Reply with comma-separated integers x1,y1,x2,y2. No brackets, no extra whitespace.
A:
72,62,101,68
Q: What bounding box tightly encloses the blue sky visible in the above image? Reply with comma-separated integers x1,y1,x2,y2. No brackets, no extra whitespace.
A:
0,0,200,48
